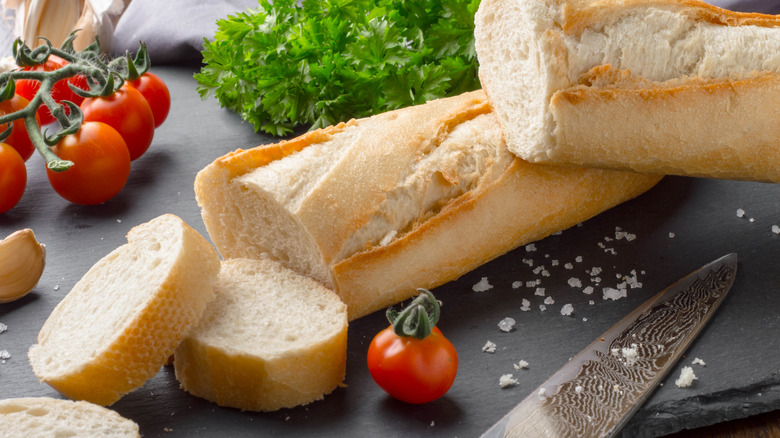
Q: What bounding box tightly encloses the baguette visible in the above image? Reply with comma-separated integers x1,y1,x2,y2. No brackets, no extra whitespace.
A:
474,0,780,182
28,214,221,406
195,90,662,320
174,258,348,411
0,397,139,437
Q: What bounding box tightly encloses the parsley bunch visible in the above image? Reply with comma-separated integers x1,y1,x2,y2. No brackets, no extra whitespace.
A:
195,0,481,136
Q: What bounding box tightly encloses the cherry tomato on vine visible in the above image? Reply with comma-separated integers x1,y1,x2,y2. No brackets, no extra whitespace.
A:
15,55,87,125
46,122,131,205
0,94,40,161
80,85,154,161
0,143,26,213
367,290,458,404
126,72,170,128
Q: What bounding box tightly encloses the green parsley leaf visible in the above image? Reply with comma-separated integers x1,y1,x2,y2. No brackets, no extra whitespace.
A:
195,0,482,135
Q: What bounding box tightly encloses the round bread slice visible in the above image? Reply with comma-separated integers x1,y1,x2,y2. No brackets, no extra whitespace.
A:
173,257,348,412
0,397,139,437
28,214,221,406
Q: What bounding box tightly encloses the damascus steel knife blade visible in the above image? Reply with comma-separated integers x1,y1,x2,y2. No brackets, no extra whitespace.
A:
482,253,738,438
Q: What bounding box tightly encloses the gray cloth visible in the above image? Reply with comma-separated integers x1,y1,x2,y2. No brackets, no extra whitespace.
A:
110,0,257,65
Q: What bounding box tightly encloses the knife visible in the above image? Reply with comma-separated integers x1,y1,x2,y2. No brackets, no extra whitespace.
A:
482,253,738,438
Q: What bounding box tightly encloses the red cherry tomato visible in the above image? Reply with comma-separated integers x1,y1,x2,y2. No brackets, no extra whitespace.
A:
367,325,458,404
46,122,130,205
15,55,86,125
126,72,170,128
80,85,155,161
0,94,40,161
0,143,27,213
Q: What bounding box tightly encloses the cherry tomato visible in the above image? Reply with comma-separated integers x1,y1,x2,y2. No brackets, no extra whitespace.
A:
80,85,154,161
15,55,86,125
0,94,40,161
367,325,458,404
46,122,130,205
0,143,26,213
126,72,170,128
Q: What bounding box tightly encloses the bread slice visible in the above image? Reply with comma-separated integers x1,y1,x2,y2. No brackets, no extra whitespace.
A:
195,90,662,320
28,214,221,406
173,258,348,411
0,397,139,437
475,0,780,182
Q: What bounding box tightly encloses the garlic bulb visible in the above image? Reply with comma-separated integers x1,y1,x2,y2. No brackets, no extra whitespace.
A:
1,0,129,52
0,229,46,303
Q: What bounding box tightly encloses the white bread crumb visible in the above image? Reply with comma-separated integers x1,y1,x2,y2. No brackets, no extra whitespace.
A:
692,358,706,366
0,322,7,334
676,366,697,387
514,360,529,369
603,287,627,301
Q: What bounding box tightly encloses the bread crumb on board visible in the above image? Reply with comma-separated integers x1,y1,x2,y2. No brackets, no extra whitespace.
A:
0,322,7,334
514,360,529,370
692,357,706,366
675,366,697,387
482,340,497,353
499,374,519,388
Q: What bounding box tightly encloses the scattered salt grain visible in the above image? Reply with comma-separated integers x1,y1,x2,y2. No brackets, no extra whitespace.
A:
525,243,537,252
53,285,60,291
583,286,594,295
472,277,493,292
498,317,516,332
0,323,6,334
534,287,546,297
522,258,534,267
564,263,574,270
538,388,547,399
379,231,397,247
736,208,746,218
482,341,497,353
582,317,588,322
551,259,559,266
520,299,531,311
514,360,529,369
560,304,574,316
692,358,706,366
590,267,602,276
615,228,636,241
773,225,780,235
500,374,519,388
568,278,582,288
0,350,9,360
575,385,584,394
621,347,639,366
675,366,697,387
539,304,547,312
544,296,555,305
603,287,627,301
575,256,583,263
512,281,523,289
669,232,676,238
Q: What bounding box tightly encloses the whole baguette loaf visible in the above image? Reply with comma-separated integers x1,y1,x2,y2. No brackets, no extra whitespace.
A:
174,258,348,411
28,214,220,406
0,397,139,437
195,90,662,320
475,0,780,182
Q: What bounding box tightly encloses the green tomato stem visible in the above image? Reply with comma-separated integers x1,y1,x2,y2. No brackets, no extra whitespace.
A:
386,288,441,340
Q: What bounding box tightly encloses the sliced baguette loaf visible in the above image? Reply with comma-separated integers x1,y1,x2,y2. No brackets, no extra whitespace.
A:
28,214,220,406
475,0,780,182
195,90,662,320
173,257,348,411
0,397,139,437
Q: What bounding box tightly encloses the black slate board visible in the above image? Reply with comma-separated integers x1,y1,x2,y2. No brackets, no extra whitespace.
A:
1,66,778,438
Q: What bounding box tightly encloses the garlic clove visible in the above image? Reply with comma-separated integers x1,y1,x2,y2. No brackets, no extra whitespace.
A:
0,229,46,303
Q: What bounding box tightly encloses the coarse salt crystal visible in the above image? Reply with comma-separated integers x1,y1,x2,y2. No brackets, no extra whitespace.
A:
525,243,537,252
622,347,639,366
472,277,493,292
552,260,559,266
669,232,676,238
0,350,9,360
0,323,6,334
564,263,574,270
544,296,555,305
575,385,584,394
575,256,583,263
589,300,595,305
520,299,531,311
568,278,582,288
512,281,523,289
539,304,547,311
772,225,780,235
500,374,519,388
603,287,627,301
737,208,746,218
583,286,594,295
561,304,574,316
590,267,602,276
675,366,697,387
498,317,516,332
534,287,546,296
482,341,497,353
